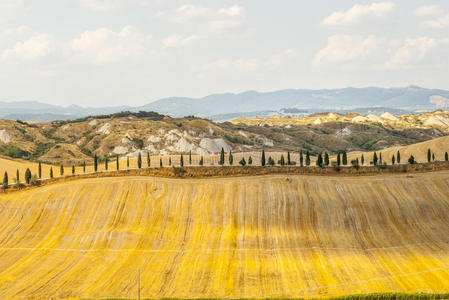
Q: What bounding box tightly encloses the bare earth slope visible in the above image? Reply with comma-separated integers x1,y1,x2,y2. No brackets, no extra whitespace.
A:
0,174,448,299
1,111,447,166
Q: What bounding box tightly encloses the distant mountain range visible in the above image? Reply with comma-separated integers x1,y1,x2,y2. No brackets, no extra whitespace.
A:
1,86,449,122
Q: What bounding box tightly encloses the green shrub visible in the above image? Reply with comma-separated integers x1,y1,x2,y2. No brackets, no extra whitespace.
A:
1,145,30,158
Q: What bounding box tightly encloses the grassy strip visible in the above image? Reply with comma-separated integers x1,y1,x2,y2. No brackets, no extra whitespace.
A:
2,161,449,194
86,293,449,300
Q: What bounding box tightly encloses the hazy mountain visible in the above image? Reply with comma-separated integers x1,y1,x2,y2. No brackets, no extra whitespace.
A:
1,86,448,122
3,113,84,123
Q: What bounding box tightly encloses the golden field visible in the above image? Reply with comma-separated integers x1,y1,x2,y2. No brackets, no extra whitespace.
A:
0,157,53,179
0,151,301,181
346,135,449,164
0,173,448,299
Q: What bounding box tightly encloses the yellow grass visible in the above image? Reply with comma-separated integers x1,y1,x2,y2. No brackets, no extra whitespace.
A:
1,151,303,182
0,173,448,299
0,157,53,180
346,135,449,164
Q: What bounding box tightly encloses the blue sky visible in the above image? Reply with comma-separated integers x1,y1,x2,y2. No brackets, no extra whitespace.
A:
0,0,448,107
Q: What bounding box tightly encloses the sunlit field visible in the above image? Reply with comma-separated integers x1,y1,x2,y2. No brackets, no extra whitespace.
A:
0,173,448,299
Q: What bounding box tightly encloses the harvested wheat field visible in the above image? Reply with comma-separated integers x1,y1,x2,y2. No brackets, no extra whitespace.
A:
347,136,449,164
0,173,448,299
0,157,54,179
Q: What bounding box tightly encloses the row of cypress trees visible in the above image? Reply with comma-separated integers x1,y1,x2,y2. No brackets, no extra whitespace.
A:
3,148,449,188
2,168,33,189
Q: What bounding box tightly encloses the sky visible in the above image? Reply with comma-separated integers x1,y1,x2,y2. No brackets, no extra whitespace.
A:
0,0,448,107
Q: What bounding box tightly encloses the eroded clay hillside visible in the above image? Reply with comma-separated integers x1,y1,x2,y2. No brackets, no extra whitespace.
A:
0,174,448,298
0,111,446,165
232,110,449,132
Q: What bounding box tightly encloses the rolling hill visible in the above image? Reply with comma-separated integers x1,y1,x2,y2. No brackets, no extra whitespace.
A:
0,111,447,166
0,174,448,299
347,135,449,164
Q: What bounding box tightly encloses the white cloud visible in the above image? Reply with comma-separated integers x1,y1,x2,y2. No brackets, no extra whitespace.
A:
72,26,152,63
156,4,246,33
322,2,395,26
217,5,245,17
421,13,449,29
200,49,296,73
1,33,57,61
171,4,211,21
76,0,161,11
314,34,449,70
414,5,443,17
162,34,198,49
313,35,381,65
387,37,449,66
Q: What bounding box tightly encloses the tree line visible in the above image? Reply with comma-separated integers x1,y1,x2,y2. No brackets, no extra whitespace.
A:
2,148,449,190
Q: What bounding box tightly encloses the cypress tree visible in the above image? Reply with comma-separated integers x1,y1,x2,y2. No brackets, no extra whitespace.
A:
127,156,130,168
3,172,8,189
306,151,311,166
317,153,323,167
94,154,98,172
337,153,341,166
280,154,285,166
180,154,184,167
324,152,329,166
189,151,192,165
219,148,225,166
287,152,291,165
50,167,53,178
445,152,448,161
116,156,119,170
361,154,365,166
299,150,304,167
199,156,204,166
432,153,435,161
60,165,64,176
229,150,233,165
16,169,19,183
25,168,31,184
105,155,108,171
373,152,378,166
379,152,383,165
147,152,151,168
72,165,75,175
397,151,401,164
248,156,253,165
428,148,431,162
138,152,142,168
160,158,163,168
342,151,347,165
38,161,42,179
83,161,86,173
261,149,266,166
392,154,395,165
169,157,172,166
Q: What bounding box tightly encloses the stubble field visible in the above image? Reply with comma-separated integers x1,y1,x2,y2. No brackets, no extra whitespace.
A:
0,172,448,299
